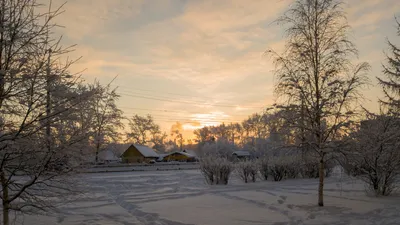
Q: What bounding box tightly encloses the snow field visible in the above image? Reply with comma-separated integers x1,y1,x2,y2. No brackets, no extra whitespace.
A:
18,170,400,225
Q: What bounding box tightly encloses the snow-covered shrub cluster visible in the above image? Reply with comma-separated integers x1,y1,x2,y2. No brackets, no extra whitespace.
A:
254,155,335,182
345,115,400,196
199,155,233,185
297,154,335,179
268,162,286,181
267,156,300,181
284,156,301,179
236,160,258,183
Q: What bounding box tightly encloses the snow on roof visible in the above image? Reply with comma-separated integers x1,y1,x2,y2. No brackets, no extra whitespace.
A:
165,151,196,158
232,150,251,157
98,149,120,161
157,153,169,160
182,149,197,156
132,144,159,158
178,151,195,158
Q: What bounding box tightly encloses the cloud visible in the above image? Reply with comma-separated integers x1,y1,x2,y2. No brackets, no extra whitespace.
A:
43,0,144,40
180,0,289,32
347,0,400,30
37,0,398,135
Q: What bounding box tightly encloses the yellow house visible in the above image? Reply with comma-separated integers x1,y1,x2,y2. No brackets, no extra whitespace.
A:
163,151,196,162
121,144,159,163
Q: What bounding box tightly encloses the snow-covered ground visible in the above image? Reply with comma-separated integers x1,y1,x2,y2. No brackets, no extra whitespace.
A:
84,162,200,173
21,170,400,225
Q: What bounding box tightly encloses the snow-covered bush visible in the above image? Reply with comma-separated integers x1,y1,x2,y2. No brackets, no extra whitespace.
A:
268,156,287,181
297,152,337,179
346,115,400,196
268,155,303,181
258,157,269,180
300,159,319,178
269,164,286,181
236,160,258,183
199,155,233,185
324,160,335,178
284,155,301,179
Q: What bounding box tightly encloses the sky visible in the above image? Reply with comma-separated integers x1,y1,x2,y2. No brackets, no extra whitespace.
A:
42,0,400,139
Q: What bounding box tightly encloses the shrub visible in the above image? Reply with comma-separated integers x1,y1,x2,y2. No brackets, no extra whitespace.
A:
267,155,302,181
299,157,335,179
324,160,335,178
300,160,319,178
345,115,400,196
268,156,287,181
236,160,258,183
284,156,300,179
199,155,233,185
258,157,269,181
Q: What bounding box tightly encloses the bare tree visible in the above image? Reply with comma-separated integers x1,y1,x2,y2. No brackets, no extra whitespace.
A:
170,122,184,151
194,126,214,147
88,81,124,163
126,114,160,145
346,113,400,196
152,131,168,152
378,18,400,116
267,0,369,206
0,1,95,224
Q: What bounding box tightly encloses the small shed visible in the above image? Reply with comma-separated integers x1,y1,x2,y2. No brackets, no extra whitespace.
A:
121,144,159,163
163,151,197,162
232,150,251,160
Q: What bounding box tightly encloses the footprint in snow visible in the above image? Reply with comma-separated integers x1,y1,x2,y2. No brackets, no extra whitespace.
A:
280,195,287,200
308,214,316,219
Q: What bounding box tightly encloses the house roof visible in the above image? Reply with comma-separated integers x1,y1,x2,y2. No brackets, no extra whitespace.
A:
131,144,159,158
174,151,196,158
232,150,251,157
162,151,196,158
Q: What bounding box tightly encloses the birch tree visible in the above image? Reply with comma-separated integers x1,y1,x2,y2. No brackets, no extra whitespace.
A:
267,0,369,206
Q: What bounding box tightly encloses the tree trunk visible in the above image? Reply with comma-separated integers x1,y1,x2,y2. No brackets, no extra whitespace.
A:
1,171,9,225
2,202,9,225
95,141,100,163
318,156,324,207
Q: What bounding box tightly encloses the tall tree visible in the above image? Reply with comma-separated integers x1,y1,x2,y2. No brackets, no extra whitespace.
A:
378,18,400,115
152,131,168,152
268,0,369,206
0,1,95,223
170,122,184,151
88,81,124,163
194,126,214,146
126,114,160,145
